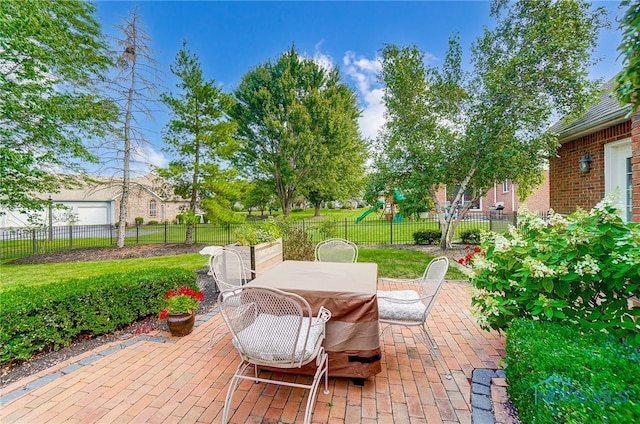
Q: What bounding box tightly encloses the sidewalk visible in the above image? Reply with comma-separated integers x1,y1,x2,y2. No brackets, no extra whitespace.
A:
0,281,505,423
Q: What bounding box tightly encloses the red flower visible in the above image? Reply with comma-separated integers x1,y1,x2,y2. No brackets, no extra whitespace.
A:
474,246,482,253
465,245,471,250
195,292,204,301
159,308,168,319
458,258,465,264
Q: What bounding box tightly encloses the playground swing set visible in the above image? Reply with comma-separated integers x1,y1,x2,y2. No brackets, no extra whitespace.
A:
355,190,406,224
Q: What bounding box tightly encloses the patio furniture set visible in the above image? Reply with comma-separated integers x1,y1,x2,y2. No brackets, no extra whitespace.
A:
202,238,449,424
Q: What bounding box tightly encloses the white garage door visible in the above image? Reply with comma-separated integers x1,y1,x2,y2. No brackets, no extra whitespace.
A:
77,206,108,225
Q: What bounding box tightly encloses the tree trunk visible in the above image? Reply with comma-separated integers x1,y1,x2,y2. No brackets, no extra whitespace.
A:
185,224,194,245
314,202,321,217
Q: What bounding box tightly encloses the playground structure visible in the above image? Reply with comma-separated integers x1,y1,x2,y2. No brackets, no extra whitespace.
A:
355,190,405,223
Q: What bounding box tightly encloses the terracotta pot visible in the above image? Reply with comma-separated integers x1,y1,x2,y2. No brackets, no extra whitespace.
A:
166,312,195,336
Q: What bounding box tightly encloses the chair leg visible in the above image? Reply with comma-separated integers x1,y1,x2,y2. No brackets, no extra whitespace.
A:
207,302,229,350
420,325,452,380
304,350,329,424
222,362,249,423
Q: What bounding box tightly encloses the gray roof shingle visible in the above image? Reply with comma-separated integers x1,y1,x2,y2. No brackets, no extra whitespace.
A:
550,78,627,139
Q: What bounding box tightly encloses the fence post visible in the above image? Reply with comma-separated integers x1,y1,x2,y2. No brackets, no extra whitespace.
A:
194,224,198,244
164,222,167,243
344,218,348,239
227,224,232,245
32,229,37,254
136,224,139,244
390,218,393,245
69,226,73,249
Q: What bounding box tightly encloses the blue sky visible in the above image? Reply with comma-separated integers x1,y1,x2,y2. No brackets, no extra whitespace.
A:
94,1,623,169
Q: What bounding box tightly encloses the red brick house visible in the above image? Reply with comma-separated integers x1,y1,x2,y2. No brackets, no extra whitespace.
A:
549,78,639,223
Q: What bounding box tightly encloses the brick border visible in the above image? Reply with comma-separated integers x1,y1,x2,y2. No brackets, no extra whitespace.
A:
471,368,506,424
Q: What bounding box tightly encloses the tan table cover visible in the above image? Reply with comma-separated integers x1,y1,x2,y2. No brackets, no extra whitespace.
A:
248,260,382,379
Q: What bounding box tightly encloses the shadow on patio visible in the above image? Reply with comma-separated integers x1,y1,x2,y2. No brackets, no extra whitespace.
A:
0,280,505,423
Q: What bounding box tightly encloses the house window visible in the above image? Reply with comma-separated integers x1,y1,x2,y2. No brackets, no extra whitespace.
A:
502,179,510,193
149,200,157,217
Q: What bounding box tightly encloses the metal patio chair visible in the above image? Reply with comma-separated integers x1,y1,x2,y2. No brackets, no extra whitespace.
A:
377,256,452,379
314,238,358,263
218,286,332,424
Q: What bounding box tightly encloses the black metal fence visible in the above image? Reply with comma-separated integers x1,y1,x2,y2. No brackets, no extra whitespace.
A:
0,212,519,260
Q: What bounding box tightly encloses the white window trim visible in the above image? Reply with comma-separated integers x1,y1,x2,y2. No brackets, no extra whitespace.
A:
604,137,632,222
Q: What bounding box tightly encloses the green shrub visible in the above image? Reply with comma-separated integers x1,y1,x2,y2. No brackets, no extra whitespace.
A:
0,268,197,366
235,220,281,246
134,217,144,225
283,228,314,261
413,229,441,245
505,319,640,423
460,228,481,244
147,220,159,225
466,194,640,345
291,207,304,213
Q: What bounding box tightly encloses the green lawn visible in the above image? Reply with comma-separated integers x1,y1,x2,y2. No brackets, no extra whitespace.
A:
1,247,465,291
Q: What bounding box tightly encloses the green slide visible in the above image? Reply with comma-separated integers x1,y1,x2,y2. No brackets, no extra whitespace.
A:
355,201,384,224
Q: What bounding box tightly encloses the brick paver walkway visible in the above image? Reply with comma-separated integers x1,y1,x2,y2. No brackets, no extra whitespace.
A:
0,281,505,423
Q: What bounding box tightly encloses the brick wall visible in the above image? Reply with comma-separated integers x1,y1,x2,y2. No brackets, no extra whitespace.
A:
520,170,550,213
550,121,631,214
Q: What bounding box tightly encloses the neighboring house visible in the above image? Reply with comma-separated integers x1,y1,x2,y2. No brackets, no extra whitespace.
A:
549,78,639,223
0,174,190,227
425,172,550,218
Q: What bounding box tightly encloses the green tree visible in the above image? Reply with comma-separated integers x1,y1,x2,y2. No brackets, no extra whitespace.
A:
377,0,607,249
242,179,278,216
232,46,368,217
614,0,640,112
158,42,239,242
0,0,115,212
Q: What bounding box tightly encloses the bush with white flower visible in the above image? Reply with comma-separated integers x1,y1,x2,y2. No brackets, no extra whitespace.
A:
466,192,640,346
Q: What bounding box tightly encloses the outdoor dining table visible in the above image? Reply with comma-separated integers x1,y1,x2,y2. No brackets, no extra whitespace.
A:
247,260,382,383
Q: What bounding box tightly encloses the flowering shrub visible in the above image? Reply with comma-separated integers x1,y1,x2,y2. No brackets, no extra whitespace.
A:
465,193,640,346
159,286,204,318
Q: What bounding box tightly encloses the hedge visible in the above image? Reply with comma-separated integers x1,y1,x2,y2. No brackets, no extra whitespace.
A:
0,267,197,366
505,319,640,423
412,229,442,245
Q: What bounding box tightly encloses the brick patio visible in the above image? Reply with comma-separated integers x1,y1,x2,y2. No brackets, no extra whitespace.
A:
0,281,505,423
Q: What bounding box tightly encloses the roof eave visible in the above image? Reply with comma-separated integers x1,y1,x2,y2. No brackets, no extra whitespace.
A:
556,110,629,143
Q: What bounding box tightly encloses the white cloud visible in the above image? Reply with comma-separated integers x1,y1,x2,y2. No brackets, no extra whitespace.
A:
343,51,385,140
132,144,168,171
312,41,334,73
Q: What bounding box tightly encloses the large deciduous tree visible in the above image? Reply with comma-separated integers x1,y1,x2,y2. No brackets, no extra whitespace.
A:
0,0,115,212
158,42,239,243
232,46,367,217
376,0,607,249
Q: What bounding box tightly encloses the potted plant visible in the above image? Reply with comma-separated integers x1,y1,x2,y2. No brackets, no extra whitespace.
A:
159,286,204,336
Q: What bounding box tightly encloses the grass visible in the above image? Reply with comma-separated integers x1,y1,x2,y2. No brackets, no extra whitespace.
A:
1,254,208,290
1,247,466,291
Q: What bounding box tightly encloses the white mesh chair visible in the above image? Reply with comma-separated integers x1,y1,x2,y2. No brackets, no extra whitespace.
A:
207,248,248,349
377,256,452,379
218,286,332,424
314,238,358,263
209,248,248,292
